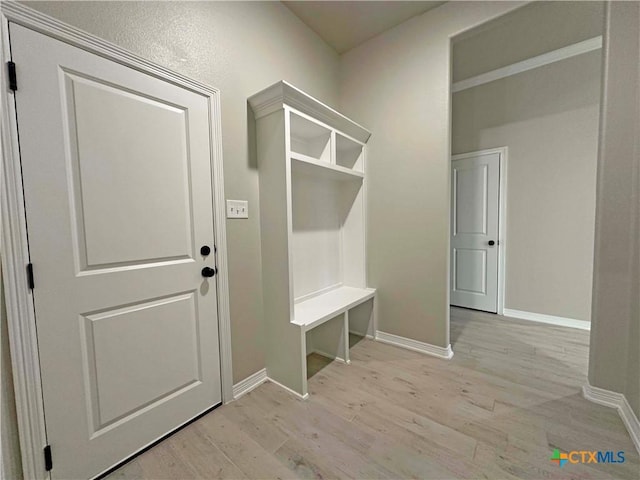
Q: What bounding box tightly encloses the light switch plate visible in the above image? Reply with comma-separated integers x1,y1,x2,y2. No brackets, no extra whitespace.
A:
226,199,249,219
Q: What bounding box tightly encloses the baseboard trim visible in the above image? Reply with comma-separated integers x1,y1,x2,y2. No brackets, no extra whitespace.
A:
235,368,326,402
266,377,309,401
375,331,454,359
503,308,590,331
232,368,268,400
583,384,640,454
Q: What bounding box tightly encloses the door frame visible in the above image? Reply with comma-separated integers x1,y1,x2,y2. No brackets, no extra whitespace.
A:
0,3,234,479
450,147,508,315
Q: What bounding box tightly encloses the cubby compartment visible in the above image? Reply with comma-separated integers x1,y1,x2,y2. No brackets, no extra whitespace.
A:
305,314,347,364
291,174,343,302
290,111,331,163
347,298,375,340
291,172,365,304
336,133,364,171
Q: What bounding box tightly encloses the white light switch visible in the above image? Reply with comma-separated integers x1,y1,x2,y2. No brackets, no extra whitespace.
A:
226,199,249,219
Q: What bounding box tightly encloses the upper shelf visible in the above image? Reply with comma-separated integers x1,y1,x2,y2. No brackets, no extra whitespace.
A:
248,80,371,144
290,153,364,182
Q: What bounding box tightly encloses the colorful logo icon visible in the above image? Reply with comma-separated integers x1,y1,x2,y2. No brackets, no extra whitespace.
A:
551,449,568,467
550,449,625,467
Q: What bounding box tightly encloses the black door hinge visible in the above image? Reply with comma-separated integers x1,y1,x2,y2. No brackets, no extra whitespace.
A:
44,445,52,471
26,263,34,290
7,61,17,91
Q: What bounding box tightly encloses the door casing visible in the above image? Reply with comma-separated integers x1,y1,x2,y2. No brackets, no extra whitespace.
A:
450,147,508,316
0,3,233,479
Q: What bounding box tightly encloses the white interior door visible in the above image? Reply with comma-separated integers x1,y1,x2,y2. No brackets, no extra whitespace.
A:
10,24,222,479
450,152,500,313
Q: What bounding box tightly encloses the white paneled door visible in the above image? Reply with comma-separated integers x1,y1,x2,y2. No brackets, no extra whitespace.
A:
450,152,501,313
10,24,222,479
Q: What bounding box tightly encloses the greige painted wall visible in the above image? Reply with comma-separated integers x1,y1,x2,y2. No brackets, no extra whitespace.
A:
452,51,601,321
339,1,526,348
22,0,340,383
589,0,640,418
453,1,604,82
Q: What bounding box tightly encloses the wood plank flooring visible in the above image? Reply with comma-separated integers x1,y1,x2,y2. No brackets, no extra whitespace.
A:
107,309,639,479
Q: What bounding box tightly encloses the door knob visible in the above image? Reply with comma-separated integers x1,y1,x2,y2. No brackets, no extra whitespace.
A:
488,240,495,246
201,266,216,277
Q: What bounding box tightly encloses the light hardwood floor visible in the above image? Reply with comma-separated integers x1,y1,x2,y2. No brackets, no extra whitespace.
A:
107,309,639,479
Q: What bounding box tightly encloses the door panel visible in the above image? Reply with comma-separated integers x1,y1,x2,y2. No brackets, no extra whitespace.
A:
82,292,201,433
451,152,500,313
453,248,487,294
11,24,222,479
454,165,488,235
66,73,194,268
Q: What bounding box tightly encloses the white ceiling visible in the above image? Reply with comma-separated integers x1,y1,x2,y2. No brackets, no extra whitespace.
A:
283,1,446,54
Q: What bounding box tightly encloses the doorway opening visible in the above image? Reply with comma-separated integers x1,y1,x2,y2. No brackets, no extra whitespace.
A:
449,1,602,334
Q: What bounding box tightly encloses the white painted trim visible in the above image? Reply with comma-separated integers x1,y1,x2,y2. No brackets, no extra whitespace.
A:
248,81,370,143
616,396,640,455
503,308,590,331
266,378,310,401
583,384,640,455
232,369,268,400
1,9,48,480
0,3,234,478
375,331,454,360
451,147,508,315
452,36,603,93
209,86,234,407
497,149,508,316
